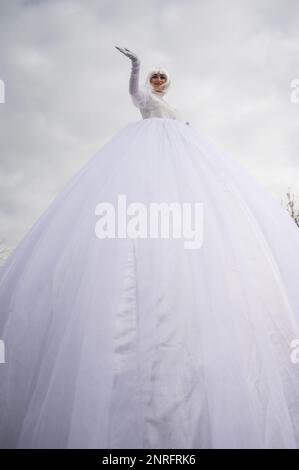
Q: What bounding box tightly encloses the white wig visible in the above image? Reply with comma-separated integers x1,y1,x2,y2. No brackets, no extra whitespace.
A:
144,66,171,95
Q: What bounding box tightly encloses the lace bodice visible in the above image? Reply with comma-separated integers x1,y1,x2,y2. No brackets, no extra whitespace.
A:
129,60,186,122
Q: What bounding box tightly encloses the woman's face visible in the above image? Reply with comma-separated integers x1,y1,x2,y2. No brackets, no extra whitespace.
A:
150,72,167,92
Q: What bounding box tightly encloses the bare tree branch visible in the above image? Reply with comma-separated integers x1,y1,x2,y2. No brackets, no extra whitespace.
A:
281,188,299,228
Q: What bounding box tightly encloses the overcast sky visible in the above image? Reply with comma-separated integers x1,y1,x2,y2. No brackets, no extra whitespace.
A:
0,0,299,249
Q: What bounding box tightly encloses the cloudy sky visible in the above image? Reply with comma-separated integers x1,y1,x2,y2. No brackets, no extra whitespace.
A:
0,0,299,249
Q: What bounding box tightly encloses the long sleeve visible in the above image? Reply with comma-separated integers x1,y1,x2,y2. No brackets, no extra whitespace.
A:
129,60,147,109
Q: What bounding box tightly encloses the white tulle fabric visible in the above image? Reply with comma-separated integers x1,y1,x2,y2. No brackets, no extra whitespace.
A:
1,118,299,449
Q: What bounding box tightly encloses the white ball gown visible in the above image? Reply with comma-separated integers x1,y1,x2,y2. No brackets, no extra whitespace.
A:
1,58,299,450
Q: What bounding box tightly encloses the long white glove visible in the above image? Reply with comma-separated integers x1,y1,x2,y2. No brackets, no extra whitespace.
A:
115,46,147,108
115,46,139,64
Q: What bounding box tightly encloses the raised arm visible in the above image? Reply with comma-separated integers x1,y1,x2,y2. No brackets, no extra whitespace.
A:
115,46,147,108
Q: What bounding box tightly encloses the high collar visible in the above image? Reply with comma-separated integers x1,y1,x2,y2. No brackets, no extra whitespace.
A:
151,88,166,98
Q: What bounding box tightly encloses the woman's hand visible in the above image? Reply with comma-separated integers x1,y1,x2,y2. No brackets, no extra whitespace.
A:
115,46,139,63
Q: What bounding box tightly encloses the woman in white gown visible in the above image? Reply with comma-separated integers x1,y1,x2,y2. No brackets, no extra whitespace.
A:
1,46,299,449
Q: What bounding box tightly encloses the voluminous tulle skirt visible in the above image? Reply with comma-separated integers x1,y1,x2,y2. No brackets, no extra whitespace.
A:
1,117,299,449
